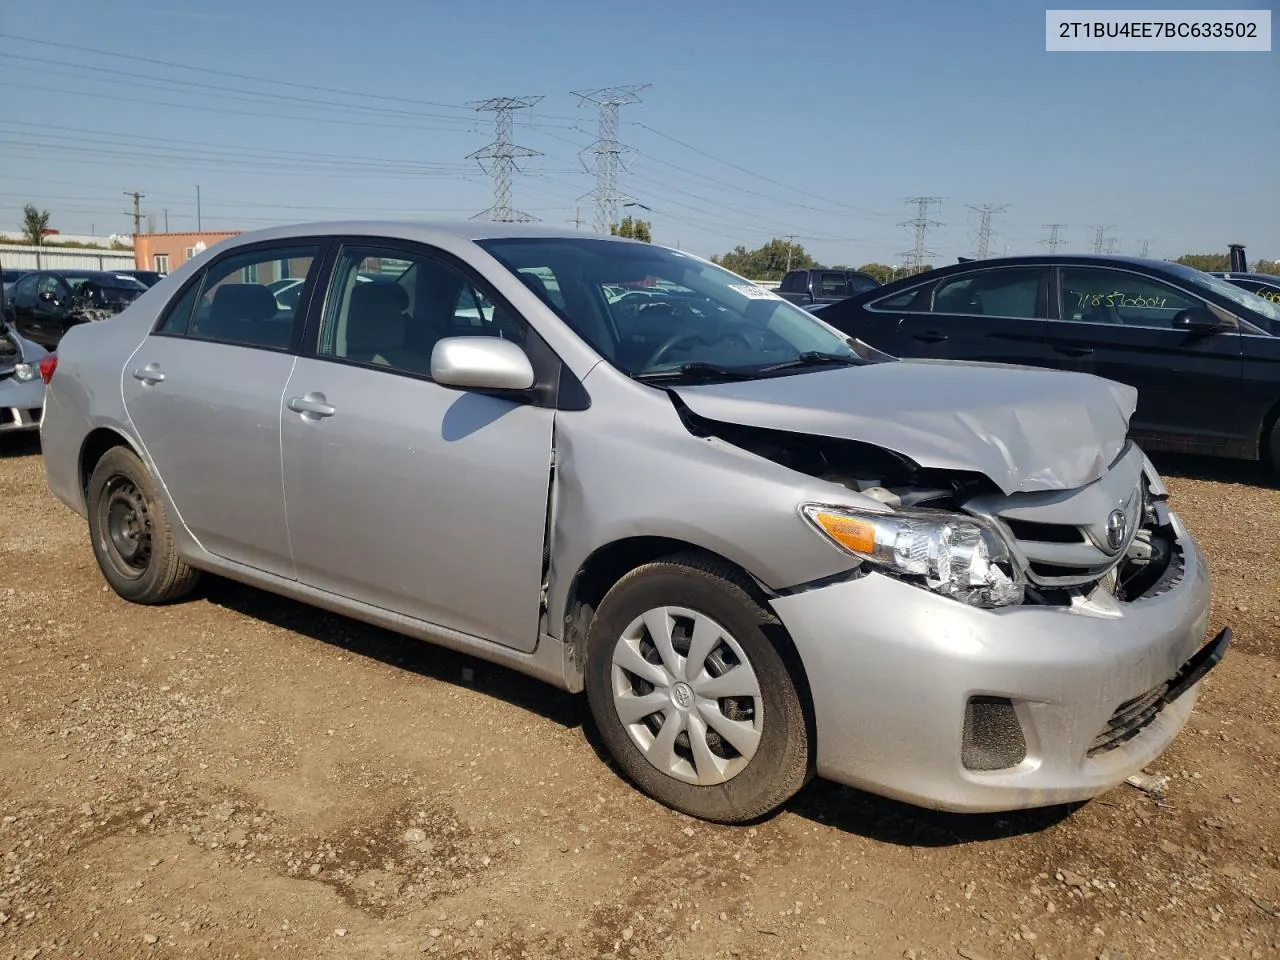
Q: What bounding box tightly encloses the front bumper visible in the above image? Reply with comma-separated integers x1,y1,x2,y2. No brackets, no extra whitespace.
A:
0,375,44,433
770,511,1221,813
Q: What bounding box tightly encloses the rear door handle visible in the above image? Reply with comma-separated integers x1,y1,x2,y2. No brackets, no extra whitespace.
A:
1052,344,1094,357
131,362,165,385
287,392,336,419
913,330,949,343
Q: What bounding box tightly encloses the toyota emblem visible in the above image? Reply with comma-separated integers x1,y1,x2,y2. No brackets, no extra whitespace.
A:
1105,509,1128,551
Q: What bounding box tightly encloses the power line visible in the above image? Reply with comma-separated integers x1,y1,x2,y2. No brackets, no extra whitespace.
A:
900,197,942,272
1039,223,1067,253
467,96,543,223
968,203,1008,259
573,85,650,234
0,33,480,114
632,122,893,219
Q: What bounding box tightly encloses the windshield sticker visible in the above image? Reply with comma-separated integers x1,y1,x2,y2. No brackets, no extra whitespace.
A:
728,283,783,300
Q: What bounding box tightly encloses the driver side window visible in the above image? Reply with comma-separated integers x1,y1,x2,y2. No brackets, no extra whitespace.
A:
317,245,527,379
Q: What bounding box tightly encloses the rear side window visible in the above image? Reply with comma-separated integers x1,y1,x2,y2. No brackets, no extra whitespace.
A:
186,244,320,349
156,280,201,335
932,268,1043,318
819,272,847,296
870,286,927,311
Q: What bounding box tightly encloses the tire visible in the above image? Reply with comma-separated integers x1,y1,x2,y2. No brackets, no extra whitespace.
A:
86,445,200,604
584,552,813,824
1268,416,1280,482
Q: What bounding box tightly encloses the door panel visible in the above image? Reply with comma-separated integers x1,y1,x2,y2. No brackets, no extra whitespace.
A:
280,358,554,651
123,338,298,576
854,266,1062,368
1049,267,1246,455
1240,332,1280,458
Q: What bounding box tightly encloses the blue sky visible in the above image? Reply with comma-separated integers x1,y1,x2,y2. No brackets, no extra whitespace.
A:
2,0,1276,266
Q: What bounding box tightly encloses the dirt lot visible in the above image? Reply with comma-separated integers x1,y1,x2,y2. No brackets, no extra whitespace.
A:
2,434,1279,960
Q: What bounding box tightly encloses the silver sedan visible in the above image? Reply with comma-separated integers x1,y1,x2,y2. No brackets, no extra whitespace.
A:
1,316,47,437
39,222,1228,823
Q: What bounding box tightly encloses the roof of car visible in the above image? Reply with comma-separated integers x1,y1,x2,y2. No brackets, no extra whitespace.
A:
1213,271,1280,282
221,220,633,247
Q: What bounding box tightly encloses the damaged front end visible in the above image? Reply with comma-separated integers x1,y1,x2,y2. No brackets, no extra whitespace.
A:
672,394,1177,612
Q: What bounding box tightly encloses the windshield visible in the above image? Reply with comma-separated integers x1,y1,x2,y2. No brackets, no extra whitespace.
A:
1173,266,1280,331
477,237,875,380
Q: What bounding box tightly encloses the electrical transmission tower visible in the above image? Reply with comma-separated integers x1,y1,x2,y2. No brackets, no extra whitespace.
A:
1090,224,1116,255
968,203,1008,259
572,84,650,233
467,96,543,223
1039,224,1067,253
1103,236,1121,255
1137,238,1153,257
899,197,942,273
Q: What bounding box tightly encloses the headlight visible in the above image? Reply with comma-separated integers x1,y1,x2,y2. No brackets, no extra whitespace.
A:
800,503,1024,608
13,362,37,382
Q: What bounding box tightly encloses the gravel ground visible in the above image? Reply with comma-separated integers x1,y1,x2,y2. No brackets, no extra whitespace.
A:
1,433,1278,960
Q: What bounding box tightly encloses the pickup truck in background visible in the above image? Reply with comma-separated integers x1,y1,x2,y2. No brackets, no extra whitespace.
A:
774,267,880,307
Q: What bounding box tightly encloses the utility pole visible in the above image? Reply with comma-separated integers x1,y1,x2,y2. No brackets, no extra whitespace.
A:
572,84,650,234
196,185,202,231
1090,224,1116,255
1039,223,1067,253
164,208,169,232
782,235,798,273
899,197,942,273
467,96,543,222
567,206,583,230
967,203,1008,259
123,191,144,235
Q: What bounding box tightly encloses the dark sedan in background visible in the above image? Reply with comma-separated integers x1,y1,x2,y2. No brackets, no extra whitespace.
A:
817,255,1280,475
1213,271,1280,304
3,269,148,349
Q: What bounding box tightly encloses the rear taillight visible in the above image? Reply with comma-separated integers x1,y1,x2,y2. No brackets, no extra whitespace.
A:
38,353,57,384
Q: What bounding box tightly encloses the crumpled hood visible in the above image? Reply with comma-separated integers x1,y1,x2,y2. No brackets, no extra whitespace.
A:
672,358,1138,494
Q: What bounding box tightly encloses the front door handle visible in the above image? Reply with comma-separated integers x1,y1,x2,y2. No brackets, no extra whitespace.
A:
913,330,949,343
131,362,165,385
1052,344,1094,357
287,392,336,420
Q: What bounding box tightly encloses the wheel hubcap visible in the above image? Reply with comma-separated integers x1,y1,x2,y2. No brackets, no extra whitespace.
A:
100,476,153,579
610,605,764,786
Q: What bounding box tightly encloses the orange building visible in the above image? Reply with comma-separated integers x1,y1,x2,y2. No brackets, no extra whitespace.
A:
133,231,241,275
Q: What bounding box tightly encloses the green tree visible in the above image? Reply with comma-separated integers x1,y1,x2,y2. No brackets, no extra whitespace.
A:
1175,254,1231,272
856,263,896,284
712,238,815,281
1254,259,1280,276
21,204,51,246
610,217,652,243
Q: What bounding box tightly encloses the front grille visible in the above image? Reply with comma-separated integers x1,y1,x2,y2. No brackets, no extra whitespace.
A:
962,696,1027,770
964,443,1150,591
1088,683,1169,756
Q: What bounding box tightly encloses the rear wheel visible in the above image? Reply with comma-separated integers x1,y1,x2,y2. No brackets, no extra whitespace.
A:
584,552,813,823
1268,416,1280,482
87,445,200,604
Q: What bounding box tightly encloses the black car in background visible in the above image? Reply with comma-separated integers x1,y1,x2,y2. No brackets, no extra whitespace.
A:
1212,271,1280,304
117,269,166,288
4,269,148,349
818,255,1280,474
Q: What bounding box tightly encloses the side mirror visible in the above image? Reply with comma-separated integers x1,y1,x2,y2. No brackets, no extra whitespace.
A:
1171,308,1226,334
430,336,535,392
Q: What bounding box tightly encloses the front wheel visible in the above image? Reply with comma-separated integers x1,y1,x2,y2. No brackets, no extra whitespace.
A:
87,445,200,604
584,553,813,823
